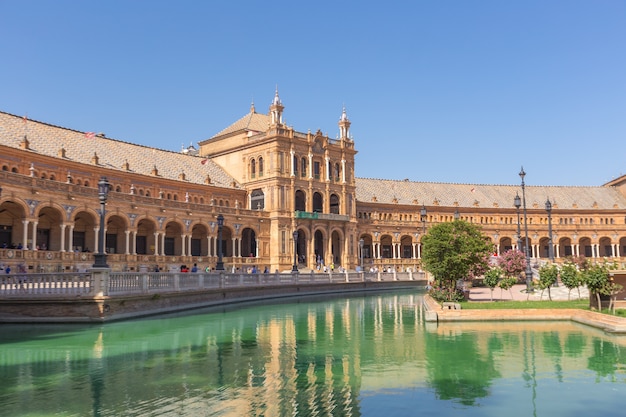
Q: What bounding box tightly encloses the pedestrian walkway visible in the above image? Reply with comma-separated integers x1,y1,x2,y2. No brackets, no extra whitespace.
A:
469,283,589,302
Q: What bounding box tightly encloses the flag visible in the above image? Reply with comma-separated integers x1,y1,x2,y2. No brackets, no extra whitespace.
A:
201,158,209,165
85,132,95,139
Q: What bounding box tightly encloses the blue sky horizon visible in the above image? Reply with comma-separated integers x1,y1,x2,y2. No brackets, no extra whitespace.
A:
2,1,625,187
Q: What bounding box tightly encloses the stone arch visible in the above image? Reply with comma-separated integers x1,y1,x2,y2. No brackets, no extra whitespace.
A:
241,227,257,258
72,210,98,253
219,225,233,258
500,237,513,253
106,214,128,254
295,227,307,266
313,229,326,265
330,228,343,266
559,237,572,258
358,233,373,263
136,218,157,255
400,234,412,258
380,234,393,258
579,236,593,258
35,205,64,251
164,220,185,256
0,199,29,248
599,236,612,257
190,222,209,256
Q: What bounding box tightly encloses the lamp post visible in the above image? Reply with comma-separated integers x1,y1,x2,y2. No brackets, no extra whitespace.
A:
514,193,522,250
216,214,224,271
519,167,533,292
93,176,110,268
292,230,299,272
546,198,554,262
359,238,364,271
454,209,460,221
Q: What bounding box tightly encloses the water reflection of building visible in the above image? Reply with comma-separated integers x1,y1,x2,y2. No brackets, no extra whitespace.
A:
1,295,626,414
3,92,626,274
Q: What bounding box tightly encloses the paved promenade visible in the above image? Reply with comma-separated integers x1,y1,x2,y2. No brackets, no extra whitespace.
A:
469,283,589,302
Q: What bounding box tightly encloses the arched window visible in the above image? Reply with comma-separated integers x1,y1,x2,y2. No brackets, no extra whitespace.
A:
334,163,340,181
250,159,256,179
258,157,264,177
313,192,323,213
330,194,340,214
295,190,306,211
293,155,298,175
301,157,307,177
251,189,265,210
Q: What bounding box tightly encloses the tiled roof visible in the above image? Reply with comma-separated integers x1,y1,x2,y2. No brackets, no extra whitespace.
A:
355,177,626,210
209,110,271,139
0,111,238,188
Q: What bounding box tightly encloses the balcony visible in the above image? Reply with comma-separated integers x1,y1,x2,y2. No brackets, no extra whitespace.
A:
294,211,349,222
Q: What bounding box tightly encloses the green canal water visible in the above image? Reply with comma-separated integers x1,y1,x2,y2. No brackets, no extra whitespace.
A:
1,290,625,416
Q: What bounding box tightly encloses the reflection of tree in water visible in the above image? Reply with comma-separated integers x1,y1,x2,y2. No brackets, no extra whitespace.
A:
587,338,623,382
563,332,585,358
425,332,500,406
542,332,563,382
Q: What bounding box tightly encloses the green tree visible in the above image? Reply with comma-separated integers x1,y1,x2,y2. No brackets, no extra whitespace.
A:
560,262,582,300
582,263,609,310
498,276,518,300
422,220,493,302
538,263,559,301
483,267,502,301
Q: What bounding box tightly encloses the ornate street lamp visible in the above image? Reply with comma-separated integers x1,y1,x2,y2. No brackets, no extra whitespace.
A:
93,177,110,268
519,167,533,292
292,230,299,272
546,198,554,262
216,214,225,271
359,238,364,271
514,193,522,250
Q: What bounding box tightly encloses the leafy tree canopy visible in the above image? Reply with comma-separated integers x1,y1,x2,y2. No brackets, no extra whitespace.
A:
422,220,493,297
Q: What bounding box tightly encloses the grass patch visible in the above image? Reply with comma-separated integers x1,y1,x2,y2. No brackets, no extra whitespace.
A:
462,299,588,310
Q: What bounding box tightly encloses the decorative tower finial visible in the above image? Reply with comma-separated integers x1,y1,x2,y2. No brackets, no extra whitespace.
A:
269,86,284,126
338,106,351,140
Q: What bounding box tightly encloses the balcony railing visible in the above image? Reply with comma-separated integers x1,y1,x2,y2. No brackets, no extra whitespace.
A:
0,270,422,299
294,211,350,221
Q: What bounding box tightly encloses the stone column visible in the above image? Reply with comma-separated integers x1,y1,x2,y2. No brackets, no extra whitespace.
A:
60,224,66,252
124,230,130,255
68,225,74,252
31,221,38,251
22,220,29,248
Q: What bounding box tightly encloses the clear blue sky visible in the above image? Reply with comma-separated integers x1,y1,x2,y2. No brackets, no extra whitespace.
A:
2,1,625,186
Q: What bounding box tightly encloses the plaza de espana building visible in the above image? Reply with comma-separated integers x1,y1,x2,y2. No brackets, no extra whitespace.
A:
2,90,626,274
